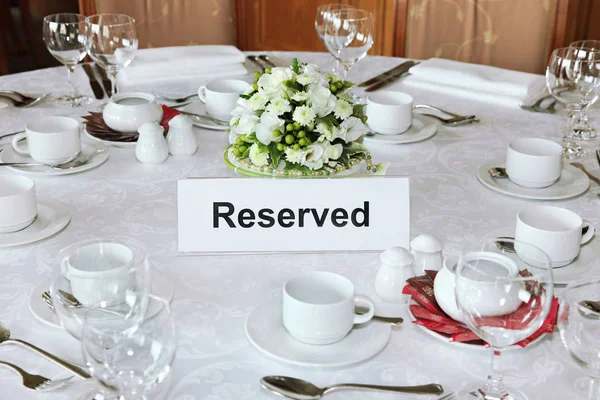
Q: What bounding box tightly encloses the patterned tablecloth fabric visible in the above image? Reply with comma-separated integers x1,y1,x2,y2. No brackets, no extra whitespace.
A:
0,52,597,399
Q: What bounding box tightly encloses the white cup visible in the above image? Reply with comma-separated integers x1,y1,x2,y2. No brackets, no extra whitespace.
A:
505,138,563,188
12,116,81,165
198,79,250,121
0,176,37,233
282,271,375,345
61,241,134,306
515,206,595,268
366,91,413,135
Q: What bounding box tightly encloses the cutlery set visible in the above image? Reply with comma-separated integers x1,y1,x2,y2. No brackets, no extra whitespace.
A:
82,63,112,99
247,55,277,71
359,60,418,92
0,91,49,108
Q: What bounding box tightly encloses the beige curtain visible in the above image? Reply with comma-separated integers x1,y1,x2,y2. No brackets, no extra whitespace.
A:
405,0,556,73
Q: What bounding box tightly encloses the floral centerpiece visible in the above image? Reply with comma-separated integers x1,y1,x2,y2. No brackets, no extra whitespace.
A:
225,59,387,177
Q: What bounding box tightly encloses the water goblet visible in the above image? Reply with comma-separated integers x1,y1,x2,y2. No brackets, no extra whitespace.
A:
546,47,600,159
42,13,92,107
81,293,177,400
85,14,138,95
569,40,600,140
558,279,600,400
455,238,554,400
315,3,355,75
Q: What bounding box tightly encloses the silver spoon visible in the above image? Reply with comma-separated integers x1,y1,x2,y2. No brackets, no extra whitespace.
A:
155,93,198,103
0,147,101,170
580,300,600,313
261,376,444,399
495,226,590,252
43,290,126,317
421,114,478,126
488,167,509,179
0,323,91,379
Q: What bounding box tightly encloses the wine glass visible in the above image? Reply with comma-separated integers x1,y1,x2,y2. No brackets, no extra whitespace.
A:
315,4,355,75
569,40,600,140
42,13,91,107
85,14,138,95
323,8,374,80
546,47,600,159
558,279,600,400
81,293,177,400
454,238,554,400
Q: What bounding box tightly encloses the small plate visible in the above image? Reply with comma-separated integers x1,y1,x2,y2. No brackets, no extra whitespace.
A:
485,227,599,285
0,199,71,248
477,158,589,200
245,296,391,368
0,141,109,176
180,101,229,131
84,127,137,148
28,270,175,329
363,114,437,145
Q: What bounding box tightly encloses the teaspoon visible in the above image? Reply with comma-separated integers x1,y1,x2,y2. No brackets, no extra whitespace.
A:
495,226,590,253
488,167,509,179
260,376,444,399
580,300,600,313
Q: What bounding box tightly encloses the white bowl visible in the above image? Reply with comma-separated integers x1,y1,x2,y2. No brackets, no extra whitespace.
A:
102,92,163,133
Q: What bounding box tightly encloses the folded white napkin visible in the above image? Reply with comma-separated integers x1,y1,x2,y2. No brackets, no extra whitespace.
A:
118,45,248,85
403,58,546,107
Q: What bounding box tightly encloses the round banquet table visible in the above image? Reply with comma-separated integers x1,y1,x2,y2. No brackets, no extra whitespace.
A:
0,51,598,399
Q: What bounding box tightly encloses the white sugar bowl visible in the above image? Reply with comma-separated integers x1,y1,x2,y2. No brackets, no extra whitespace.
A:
103,92,163,133
374,246,415,303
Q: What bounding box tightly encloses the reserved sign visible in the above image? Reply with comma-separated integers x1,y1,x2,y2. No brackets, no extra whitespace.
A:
177,177,409,254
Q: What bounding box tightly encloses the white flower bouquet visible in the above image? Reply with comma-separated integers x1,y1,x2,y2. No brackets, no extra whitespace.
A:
225,59,386,177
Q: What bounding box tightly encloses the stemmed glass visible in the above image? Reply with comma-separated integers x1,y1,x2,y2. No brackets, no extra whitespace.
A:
81,293,177,400
42,13,92,107
569,40,600,140
85,14,138,95
323,8,374,80
315,4,355,75
546,47,600,159
455,238,554,400
558,279,600,400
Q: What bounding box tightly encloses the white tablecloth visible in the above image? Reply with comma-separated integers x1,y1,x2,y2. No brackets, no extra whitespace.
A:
0,52,598,400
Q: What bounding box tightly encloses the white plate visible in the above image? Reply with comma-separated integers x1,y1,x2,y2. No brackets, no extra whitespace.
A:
180,101,229,131
28,269,175,329
477,158,589,200
0,199,71,247
0,141,109,175
363,114,437,145
84,127,137,148
245,296,391,368
485,227,599,285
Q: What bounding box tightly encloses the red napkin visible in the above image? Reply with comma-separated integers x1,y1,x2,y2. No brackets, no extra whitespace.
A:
402,270,559,348
160,104,181,132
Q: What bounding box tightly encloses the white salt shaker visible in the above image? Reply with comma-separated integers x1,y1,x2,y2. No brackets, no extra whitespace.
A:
167,115,197,156
135,122,169,164
410,234,444,275
374,246,415,303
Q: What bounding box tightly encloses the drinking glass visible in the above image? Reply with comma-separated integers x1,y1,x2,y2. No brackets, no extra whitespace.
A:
546,47,600,159
569,40,600,140
42,13,91,107
85,14,138,95
455,238,554,400
323,8,374,80
558,279,600,400
82,293,177,400
315,3,355,75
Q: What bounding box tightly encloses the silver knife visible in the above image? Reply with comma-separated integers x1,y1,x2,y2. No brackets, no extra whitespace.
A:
93,63,113,98
82,63,104,99
365,62,419,92
358,60,415,87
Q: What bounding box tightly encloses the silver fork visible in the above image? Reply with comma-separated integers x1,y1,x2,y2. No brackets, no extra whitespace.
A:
437,393,456,400
520,95,556,114
0,361,73,391
0,93,49,108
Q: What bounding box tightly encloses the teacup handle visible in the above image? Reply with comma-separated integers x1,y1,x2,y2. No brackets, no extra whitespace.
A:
198,86,207,103
11,132,29,156
353,294,375,325
581,220,595,245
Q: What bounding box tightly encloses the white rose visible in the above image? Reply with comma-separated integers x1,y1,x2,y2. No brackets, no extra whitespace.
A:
297,64,322,86
255,111,284,145
339,116,369,142
249,143,269,167
231,98,249,117
304,144,324,170
228,124,238,145
236,114,260,135
257,67,293,98
308,85,336,117
326,143,343,160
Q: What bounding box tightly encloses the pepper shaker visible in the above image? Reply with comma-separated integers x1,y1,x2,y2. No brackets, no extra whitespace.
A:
374,246,415,303
167,115,197,156
135,122,169,164
410,234,444,275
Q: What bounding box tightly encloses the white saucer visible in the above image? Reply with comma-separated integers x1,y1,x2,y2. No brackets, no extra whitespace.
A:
28,269,175,329
0,199,71,247
485,227,599,285
0,141,109,176
245,296,391,368
180,101,229,131
363,114,437,145
477,158,589,200
84,127,137,148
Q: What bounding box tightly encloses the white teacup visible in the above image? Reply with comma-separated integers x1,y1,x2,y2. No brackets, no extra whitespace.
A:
366,91,413,135
505,138,563,188
61,241,134,306
282,271,375,345
198,79,250,121
12,116,80,165
0,176,37,233
515,206,595,268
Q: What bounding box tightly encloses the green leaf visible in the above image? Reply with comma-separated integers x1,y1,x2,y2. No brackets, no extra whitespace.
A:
315,113,340,128
352,104,366,115
268,142,284,168
284,161,312,174
291,58,301,74
344,141,368,156
239,93,252,100
244,133,258,144
242,147,251,158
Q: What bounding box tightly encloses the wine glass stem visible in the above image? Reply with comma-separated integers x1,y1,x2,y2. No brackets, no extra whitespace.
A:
484,348,506,396
66,65,79,97
108,71,118,95
566,104,583,138
588,378,600,400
